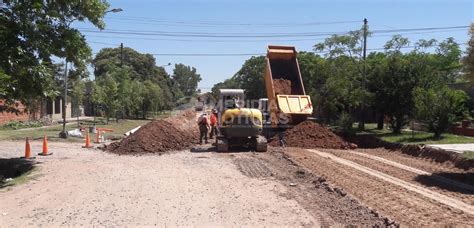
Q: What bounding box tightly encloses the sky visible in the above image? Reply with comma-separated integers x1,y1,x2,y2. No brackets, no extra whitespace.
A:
75,0,473,92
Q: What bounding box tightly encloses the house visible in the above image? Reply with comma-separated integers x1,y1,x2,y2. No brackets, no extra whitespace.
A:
0,97,84,125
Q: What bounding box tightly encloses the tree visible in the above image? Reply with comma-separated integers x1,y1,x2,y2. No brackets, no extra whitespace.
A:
463,23,474,82
232,56,266,100
211,78,239,99
172,63,202,97
70,78,86,117
0,0,109,106
142,80,162,118
413,86,468,138
92,47,177,114
93,47,162,82
92,74,119,124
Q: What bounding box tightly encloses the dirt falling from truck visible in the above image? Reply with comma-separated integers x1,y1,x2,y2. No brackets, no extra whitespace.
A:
105,110,199,155
270,120,353,149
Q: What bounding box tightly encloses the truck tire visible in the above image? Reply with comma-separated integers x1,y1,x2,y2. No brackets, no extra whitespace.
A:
255,135,267,152
216,137,229,152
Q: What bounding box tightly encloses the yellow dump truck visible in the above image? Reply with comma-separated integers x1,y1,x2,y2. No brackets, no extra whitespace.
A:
263,45,313,128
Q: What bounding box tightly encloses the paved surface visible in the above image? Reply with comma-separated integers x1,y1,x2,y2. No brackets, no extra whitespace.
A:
426,144,474,153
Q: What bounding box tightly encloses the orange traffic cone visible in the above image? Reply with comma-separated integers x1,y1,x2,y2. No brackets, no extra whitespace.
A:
82,131,93,148
24,137,31,159
38,135,52,156
94,130,100,144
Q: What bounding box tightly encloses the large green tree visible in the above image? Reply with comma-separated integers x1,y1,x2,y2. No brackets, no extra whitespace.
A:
232,56,266,100
172,63,202,98
463,23,474,82
413,86,468,138
0,0,109,106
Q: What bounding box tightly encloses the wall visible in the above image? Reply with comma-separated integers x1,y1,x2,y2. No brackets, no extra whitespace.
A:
0,100,37,125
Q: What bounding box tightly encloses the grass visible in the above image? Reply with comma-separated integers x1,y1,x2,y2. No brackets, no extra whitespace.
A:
461,151,474,160
354,123,474,145
0,118,150,141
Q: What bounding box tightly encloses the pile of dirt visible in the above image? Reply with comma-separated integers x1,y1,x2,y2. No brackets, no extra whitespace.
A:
273,78,292,95
270,120,353,149
105,110,199,155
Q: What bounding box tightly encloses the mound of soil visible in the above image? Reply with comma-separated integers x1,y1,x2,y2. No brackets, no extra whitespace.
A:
105,110,199,155
273,79,292,95
270,120,353,149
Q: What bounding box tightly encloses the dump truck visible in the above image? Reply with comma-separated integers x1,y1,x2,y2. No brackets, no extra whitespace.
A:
263,45,313,128
215,89,267,152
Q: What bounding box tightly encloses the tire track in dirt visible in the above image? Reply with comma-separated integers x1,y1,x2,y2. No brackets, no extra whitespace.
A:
321,149,474,205
309,149,474,215
356,148,472,178
283,147,474,226
233,150,391,227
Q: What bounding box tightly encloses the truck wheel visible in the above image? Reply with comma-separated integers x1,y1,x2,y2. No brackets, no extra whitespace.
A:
255,135,267,152
216,137,229,152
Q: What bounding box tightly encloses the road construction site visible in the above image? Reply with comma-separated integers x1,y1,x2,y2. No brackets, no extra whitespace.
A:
1,45,473,226
1,109,473,226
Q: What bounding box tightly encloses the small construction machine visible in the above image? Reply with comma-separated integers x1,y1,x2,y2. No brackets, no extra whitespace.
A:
215,89,267,152
263,45,313,128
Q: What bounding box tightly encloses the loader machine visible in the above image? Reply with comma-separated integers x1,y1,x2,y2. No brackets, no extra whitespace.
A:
215,89,267,152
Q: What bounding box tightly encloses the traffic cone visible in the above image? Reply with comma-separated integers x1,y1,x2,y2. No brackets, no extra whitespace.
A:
38,135,52,156
94,130,100,143
82,131,93,148
24,137,31,159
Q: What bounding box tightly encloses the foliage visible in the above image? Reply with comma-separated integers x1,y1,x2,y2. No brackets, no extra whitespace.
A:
232,56,266,100
1,120,43,130
70,78,86,117
92,74,119,123
463,23,474,82
335,112,355,134
413,86,468,138
91,47,196,118
0,0,109,106
172,63,202,98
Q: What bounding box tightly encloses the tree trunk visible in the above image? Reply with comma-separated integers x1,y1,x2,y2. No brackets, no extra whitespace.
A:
377,112,384,130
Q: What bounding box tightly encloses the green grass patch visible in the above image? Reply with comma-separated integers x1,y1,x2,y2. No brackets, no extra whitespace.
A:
0,118,150,141
462,151,474,160
353,122,474,145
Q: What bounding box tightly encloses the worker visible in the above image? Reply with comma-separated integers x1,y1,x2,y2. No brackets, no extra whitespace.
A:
209,109,218,139
198,113,210,144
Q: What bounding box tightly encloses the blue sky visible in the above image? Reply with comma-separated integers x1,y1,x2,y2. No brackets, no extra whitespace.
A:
75,0,473,91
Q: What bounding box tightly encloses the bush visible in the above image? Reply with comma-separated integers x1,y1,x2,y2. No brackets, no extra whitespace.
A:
1,121,43,130
335,112,355,135
413,86,468,138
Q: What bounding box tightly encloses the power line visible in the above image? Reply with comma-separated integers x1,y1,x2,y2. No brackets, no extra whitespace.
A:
79,25,470,38
84,28,467,43
104,16,361,27
85,35,328,43
90,42,467,57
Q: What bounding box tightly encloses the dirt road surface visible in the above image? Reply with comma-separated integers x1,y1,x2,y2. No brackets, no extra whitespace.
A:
283,147,474,227
0,141,317,227
2,139,472,226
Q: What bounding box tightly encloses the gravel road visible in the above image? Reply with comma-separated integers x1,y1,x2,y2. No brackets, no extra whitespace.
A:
0,141,317,227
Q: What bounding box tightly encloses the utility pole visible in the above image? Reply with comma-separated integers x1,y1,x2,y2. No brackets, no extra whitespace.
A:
359,18,368,131
120,42,124,121
60,61,68,138
120,42,124,67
